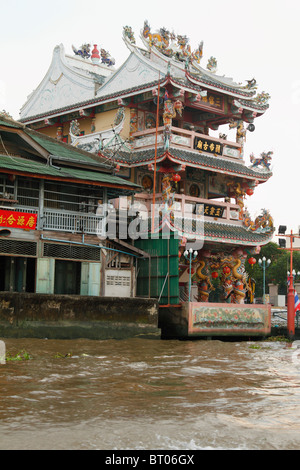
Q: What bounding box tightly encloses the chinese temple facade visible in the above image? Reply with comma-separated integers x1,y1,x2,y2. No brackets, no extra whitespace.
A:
19,23,274,337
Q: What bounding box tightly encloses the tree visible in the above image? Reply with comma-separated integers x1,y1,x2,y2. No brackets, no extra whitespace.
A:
245,242,300,297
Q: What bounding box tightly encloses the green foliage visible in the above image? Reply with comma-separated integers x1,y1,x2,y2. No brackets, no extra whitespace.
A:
6,350,32,361
245,241,300,297
53,352,73,358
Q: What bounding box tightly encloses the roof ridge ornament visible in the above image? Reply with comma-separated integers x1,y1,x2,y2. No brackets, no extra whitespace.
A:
72,43,115,67
123,26,136,45
243,208,274,233
249,151,273,171
242,78,257,90
141,20,204,65
91,45,100,64
206,56,217,73
254,91,271,106
72,43,91,59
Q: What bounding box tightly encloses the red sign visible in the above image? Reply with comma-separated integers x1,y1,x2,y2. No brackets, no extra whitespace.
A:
0,210,37,230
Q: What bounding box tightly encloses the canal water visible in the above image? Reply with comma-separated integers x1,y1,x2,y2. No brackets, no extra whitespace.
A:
0,336,300,450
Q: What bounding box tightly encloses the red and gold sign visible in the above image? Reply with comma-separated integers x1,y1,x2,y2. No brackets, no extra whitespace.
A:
196,203,225,218
194,137,224,156
0,210,37,230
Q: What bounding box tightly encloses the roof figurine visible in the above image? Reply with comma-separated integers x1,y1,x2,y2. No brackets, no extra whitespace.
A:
72,43,91,59
250,151,273,171
206,56,217,73
91,44,100,64
141,20,203,65
123,26,136,44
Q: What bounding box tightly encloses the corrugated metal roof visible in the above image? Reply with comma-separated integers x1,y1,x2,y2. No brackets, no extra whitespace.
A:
28,132,105,165
0,154,62,176
58,166,140,187
0,154,140,189
0,116,112,169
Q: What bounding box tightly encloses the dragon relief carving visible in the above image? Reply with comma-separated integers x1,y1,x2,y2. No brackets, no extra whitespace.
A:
192,253,254,304
196,260,214,302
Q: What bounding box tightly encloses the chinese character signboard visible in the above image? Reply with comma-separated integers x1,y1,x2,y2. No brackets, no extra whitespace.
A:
188,92,224,112
198,92,223,110
194,137,223,156
196,203,225,218
0,210,37,230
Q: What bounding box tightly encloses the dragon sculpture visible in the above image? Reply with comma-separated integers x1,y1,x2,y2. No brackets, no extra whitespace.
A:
72,44,115,66
243,208,274,233
196,260,215,302
163,93,184,149
219,256,250,304
100,49,115,67
193,252,254,304
123,25,136,44
161,174,175,210
207,56,217,73
69,108,126,154
143,21,169,48
250,151,273,171
254,91,271,106
72,44,91,59
229,119,246,156
142,20,203,64
227,181,246,220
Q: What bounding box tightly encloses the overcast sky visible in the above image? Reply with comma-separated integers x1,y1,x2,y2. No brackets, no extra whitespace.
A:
1,0,300,240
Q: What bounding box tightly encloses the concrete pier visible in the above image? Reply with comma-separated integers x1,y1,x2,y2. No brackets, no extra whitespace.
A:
0,293,160,340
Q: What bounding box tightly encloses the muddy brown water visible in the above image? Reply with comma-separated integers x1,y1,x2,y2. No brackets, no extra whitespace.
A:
0,337,300,450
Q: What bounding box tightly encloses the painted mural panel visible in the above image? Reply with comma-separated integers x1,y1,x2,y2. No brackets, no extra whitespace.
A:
188,302,271,336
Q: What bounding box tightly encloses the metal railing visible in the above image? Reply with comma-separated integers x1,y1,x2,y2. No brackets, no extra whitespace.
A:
42,209,104,235
15,206,104,235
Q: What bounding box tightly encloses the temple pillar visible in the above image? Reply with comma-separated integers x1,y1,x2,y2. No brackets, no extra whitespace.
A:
130,108,138,136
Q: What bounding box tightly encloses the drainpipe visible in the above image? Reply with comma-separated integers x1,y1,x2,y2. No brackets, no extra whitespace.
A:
40,234,145,259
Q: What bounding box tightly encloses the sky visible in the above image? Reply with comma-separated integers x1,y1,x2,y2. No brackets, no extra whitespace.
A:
1,0,300,241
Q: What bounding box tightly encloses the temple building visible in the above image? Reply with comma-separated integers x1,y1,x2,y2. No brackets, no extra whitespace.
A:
18,23,274,338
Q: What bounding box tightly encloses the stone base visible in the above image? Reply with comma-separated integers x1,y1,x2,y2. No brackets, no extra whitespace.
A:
159,302,271,339
0,293,160,340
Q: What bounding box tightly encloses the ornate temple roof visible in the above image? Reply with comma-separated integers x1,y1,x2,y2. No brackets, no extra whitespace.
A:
102,146,272,182
19,23,270,124
203,220,273,246
19,44,115,122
